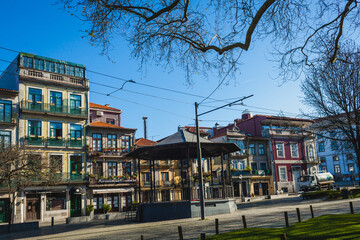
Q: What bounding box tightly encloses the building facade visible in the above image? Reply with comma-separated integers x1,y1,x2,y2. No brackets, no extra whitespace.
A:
0,52,89,223
212,110,318,193
86,103,137,214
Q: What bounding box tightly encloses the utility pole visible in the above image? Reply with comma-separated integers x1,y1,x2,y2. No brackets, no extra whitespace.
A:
143,117,148,139
195,95,253,220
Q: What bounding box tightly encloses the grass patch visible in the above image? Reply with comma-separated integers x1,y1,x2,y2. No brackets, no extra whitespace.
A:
303,188,360,200
205,214,360,240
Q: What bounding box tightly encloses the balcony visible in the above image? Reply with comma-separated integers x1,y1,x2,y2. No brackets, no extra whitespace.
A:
69,139,83,148
261,128,314,138
88,148,132,157
21,100,88,118
20,68,89,88
23,137,85,148
307,157,321,164
49,172,88,182
47,138,66,147
24,137,45,146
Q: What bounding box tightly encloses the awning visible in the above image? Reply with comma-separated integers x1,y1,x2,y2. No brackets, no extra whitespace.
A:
92,187,134,194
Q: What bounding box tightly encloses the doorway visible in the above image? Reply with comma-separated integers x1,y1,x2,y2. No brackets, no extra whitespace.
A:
292,168,301,192
253,183,260,196
242,182,248,197
26,195,40,221
0,199,10,223
70,195,81,217
70,156,82,179
262,183,269,195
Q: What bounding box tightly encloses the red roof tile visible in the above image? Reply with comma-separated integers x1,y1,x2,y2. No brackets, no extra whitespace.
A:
89,121,136,131
135,138,157,146
89,102,121,111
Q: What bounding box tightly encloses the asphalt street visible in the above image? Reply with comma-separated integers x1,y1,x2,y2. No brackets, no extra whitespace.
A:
2,196,360,240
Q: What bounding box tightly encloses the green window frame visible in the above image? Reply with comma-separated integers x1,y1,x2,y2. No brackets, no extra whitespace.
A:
28,120,41,137
0,100,12,122
92,133,102,151
70,94,81,110
28,88,42,103
70,125,82,140
0,131,11,148
50,91,63,107
50,122,62,139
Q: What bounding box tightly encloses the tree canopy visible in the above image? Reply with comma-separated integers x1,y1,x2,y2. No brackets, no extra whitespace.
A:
61,0,360,83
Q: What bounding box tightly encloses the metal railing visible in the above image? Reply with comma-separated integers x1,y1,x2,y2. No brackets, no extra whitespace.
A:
24,137,84,148
231,169,272,176
21,100,88,117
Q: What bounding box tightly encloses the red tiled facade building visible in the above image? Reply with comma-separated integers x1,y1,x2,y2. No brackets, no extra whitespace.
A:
212,110,318,193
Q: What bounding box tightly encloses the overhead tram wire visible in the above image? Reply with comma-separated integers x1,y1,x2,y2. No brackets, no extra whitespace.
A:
198,51,243,105
0,46,232,103
0,49,302,116
90,90,194,120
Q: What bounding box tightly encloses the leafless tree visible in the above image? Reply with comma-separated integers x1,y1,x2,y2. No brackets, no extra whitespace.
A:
0,145,60,232
60,0,359,83
301,42,360,183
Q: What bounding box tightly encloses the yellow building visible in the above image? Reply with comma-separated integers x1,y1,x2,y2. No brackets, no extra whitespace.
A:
0,52,89,223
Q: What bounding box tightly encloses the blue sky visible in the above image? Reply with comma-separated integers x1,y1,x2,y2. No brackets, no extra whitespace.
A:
0,1,306,140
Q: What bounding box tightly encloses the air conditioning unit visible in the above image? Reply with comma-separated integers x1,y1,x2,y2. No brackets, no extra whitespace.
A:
96,111,103,116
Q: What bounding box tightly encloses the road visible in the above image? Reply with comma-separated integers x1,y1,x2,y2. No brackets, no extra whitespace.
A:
3,196,360,240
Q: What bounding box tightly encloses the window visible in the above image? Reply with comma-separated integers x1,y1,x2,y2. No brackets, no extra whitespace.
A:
0,100,12,123
108,162,117,176
106,118,115,125
93,162,103,177
93,195,103,210
70,94,81,113
276,143,285,158
28,88,42,103
27,154,42,170
331,141,338,151
306,145,314,161
334,164,341,173
50,62,55,72
161,172,169,182
123,162,131,176
92,134,102,151
50,155,62,173
348,164,355,172
121,135,130,152
50,122,62,139
318,142,325,152
107,134,117,148
28,120,41,137
333,155,339,161
60,64,65,74
320,156,326,163
0,131,11,148
46,193,66,211
142,172,150,182
55,63,61,74
260,163,267,171
251,163,257,171
346,154,353,160
345,141,352,149
70,125,82,140
290,143,299,158
249,144,255,155
50,91,63,108
258,144,265,155
279,167,287,181
321,166,327,172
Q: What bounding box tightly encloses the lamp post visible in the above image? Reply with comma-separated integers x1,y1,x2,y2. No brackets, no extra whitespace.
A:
194,95,253,220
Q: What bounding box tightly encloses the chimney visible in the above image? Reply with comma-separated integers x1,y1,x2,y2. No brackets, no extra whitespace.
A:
143,117,148,139
242,109,253,120
105,104,110,107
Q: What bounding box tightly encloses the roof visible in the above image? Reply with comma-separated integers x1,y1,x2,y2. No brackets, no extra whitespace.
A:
135,138,157,146
90,102,121,111
157,129,212,146
20,52,86,68
180,126,211,135
88,121,136,131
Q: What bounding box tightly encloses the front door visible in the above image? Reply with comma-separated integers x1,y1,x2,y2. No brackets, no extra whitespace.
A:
0,199,10,223
242,182,248,197
262,183,269,195
254,183,260,196
292,169,301,192
70,195,81,217
233,182,240,197
26,195,40,221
